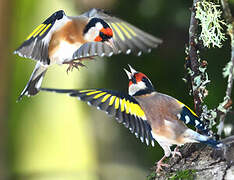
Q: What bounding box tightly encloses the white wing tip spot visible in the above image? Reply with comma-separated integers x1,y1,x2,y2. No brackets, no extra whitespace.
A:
145,139,149,146
185,115,190,124
126,49,131,54
177,114,181,119
148,48,152,53
140,137,144,142
101,53,105,57
108,52,114,57
137,51,142,56
195,120,200,126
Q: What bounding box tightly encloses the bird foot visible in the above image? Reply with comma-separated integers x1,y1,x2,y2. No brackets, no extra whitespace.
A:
66,61,86,73
172,151,182,158
156,161,169,173
172,146,182,158
154,155,169,173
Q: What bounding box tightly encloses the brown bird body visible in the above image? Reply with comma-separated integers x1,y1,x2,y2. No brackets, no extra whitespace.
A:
40,65,222,172
48,18,88,65
135,92,194,157
15,9,162,101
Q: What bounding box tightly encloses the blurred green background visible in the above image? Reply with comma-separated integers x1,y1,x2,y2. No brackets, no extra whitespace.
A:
1,0,234,179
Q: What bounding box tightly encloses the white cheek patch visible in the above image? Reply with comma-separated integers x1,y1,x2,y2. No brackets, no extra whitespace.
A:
84,22,104,42
95,22,103,30
84,27,99,42
129,81,147,96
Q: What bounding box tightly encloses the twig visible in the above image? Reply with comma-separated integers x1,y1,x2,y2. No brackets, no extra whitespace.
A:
217,0,234,135
221,0,232,23
187,0,203,115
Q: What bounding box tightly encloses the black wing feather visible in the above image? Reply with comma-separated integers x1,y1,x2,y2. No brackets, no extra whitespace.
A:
40,87,155,146
76,8,162,59
14,10,65,64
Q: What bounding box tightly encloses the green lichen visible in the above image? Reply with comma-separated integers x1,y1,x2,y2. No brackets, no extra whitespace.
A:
195,1,226,48
223,61,234,79
217,96,231,113
200,105,217,128
169,169,197,180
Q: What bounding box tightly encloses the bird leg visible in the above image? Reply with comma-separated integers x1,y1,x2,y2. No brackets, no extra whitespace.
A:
64,57,95,73
171,146,182,158
65,61,86,73
156,155,170,172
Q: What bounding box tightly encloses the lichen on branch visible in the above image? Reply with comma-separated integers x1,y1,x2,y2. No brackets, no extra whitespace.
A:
195,1,226,48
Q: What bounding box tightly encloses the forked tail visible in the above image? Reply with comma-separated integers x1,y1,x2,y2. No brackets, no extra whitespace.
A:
18,62,47,101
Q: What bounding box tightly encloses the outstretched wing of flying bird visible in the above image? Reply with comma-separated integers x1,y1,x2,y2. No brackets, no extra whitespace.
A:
40,87,156,146
73,8,162,59
14,10,69,64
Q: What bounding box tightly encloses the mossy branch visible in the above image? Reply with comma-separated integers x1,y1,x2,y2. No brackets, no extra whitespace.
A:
216,0,234,135
187,0,204,116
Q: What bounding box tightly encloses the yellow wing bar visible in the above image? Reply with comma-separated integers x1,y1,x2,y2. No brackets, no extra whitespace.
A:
110,22,137,41
176,100,198,117
40,87,155,147
26,23,52,40
82,89,146,120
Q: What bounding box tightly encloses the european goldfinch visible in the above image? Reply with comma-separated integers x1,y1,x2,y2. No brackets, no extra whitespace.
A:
41,65,221,172
14,9,162,101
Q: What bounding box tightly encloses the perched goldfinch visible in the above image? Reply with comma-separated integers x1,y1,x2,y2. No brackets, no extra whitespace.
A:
14,9,162,101
41,65,222,172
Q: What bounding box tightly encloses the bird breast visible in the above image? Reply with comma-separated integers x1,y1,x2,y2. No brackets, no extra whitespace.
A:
135,92,188,145
48,19,88,64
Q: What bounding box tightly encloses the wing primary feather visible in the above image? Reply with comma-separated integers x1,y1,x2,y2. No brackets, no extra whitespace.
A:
90,42,97,56
138,118,146,143
143,121,152,146
127,114,136,133
106,103,117,116
40,88,151,145
82,43,91,57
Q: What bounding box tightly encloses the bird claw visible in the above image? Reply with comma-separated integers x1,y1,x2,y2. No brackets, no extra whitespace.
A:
156,162,169,173
172,151,182,158
172,146,182,158
154,155,169,173
66,61,86,73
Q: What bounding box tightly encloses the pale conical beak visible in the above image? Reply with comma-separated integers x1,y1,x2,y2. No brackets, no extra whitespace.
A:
124,64,138,79
124,68,132,79
128,64,138,74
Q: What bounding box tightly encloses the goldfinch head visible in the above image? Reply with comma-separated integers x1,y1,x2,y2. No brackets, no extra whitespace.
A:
124,65,155,96
83,18,114,46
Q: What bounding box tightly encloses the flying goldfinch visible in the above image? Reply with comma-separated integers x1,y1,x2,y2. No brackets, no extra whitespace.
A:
14,9,162,100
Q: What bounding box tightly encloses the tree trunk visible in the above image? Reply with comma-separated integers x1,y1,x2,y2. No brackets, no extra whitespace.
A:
148,136,234,180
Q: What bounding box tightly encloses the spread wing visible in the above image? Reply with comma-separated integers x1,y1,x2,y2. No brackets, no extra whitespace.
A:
72,41,114,60
80,8,162,56
40,87,156,146
14,10,70,64
176,100,210,136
